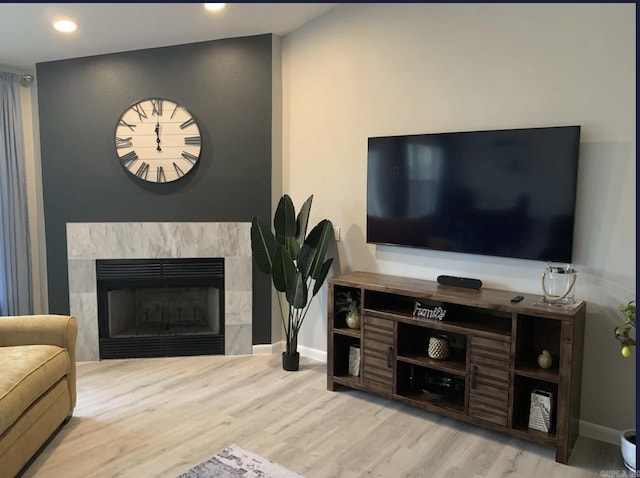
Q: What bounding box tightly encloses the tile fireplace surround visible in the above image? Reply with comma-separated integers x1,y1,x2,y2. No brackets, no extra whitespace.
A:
67,222,252,361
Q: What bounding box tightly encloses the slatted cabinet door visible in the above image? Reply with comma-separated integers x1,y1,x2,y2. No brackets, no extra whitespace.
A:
362,315,395,396
468,336,511,426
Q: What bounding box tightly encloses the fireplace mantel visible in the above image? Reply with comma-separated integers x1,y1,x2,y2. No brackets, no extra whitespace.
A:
67,222,252,361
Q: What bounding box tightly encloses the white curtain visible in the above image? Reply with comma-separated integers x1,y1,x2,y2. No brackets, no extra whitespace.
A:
0,72,33,315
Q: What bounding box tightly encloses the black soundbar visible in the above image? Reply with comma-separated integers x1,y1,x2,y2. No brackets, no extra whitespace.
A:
437,275,483,290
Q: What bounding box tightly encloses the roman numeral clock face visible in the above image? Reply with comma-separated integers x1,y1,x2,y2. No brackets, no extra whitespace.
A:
114,98,202,183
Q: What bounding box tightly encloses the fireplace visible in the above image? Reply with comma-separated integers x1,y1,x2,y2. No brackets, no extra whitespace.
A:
96,258,225,359
67,222,253,361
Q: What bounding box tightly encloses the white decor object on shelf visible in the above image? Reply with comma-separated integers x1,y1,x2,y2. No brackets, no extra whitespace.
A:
529,389,553,433
428,335,450,360
348,345,361,377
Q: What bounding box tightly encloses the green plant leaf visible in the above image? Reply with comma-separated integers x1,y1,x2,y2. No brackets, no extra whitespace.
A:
286,235,300,261
286,270,308,309
272,245,296,293
312,257,333,296
335,288,360,312
619,300,636,324
250,216,277,275
274,195,296,246
295,195,313,248
298,219,333,280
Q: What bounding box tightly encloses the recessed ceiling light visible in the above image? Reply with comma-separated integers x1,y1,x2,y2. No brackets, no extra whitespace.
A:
204,3,226,12
54,19,77,33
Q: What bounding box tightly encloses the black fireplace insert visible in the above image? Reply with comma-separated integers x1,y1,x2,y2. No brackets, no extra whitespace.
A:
96,258,224,359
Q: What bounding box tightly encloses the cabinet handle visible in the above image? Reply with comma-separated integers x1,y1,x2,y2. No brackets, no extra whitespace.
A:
387,346,393,368
471,365,477,389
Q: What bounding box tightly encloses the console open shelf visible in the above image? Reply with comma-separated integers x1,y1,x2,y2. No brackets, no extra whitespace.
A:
397,351,466,375
332,327,361,339
395,392,466,416
327,271,585,465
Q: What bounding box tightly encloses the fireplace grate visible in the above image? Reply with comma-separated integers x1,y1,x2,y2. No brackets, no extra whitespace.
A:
97,258,223,280
100,334,224,359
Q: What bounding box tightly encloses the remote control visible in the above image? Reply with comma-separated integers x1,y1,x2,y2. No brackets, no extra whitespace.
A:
510,295,524,303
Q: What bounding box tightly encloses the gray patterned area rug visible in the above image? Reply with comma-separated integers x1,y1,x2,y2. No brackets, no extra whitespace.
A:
177,444,305,478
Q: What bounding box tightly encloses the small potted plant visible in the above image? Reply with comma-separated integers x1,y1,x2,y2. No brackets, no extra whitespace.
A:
335,289,361,329
615,301,636,357
614,300,635,472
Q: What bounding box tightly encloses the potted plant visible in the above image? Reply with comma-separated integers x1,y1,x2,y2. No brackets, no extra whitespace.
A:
335,289,361,329
614,300,636,472
251,194,333,371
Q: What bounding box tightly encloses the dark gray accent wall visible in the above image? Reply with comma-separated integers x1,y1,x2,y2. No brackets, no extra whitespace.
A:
36,34,273,344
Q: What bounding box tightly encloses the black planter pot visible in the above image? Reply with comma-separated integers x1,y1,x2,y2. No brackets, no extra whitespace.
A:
282,352,300,371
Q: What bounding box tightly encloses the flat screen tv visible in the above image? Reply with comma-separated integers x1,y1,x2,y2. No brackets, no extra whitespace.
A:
367,125,581,263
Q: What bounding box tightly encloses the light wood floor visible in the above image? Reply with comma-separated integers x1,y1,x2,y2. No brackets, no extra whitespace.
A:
22,354,624,478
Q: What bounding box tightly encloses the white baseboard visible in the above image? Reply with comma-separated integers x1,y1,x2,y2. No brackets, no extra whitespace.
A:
252,341,327,363
580,420,623,446
297,345,327,363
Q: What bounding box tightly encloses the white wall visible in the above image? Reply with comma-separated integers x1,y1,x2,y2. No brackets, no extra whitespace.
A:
282,4,635,436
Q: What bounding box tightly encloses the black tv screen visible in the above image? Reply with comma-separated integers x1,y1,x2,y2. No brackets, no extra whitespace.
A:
367,126,581,263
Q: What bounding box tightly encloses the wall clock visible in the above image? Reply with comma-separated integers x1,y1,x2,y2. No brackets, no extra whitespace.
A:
114,98,201,183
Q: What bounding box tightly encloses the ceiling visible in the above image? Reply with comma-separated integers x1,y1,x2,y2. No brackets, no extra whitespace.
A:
0,3,338,71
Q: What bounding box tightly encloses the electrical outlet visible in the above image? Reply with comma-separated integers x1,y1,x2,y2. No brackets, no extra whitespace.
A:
333,225,340,242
